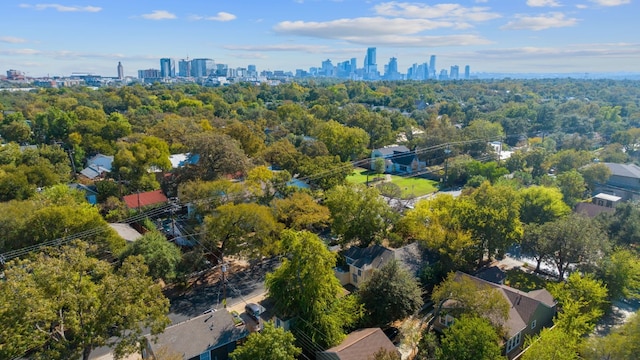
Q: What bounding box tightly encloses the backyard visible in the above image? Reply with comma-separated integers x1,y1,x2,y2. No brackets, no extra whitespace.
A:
347,167,439,199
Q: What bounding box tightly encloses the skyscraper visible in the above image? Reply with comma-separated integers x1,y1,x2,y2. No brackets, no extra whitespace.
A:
178,59,191,77
429,55,436,79
464,65,470,80
160,58,175,78
190,58,214,77
117,61,124,80
365,47,378,79
450,65,459,80
385,57,400,80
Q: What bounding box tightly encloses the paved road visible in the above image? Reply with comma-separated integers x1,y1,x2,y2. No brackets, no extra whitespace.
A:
166,257,280,324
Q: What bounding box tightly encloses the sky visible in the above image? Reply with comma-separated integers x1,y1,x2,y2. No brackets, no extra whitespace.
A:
0,0,638,77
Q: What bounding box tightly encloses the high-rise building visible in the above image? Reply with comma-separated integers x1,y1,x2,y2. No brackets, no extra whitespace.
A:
365,47,378,79
160,58,175,78
190,58,214,77
321,59,334,77
429,55,437,79
464,65,470,79
450,65,459,80
178,59,191,77
247,64,257,77
138,69,161,79
117,61,124,80
385,57,400,80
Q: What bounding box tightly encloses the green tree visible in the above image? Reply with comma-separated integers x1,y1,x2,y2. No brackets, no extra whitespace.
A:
202,203,281,262
358,260,423,326
429,272,509,333
557,169,586,207
271,192,331,231
182,132,250,181
542,214,609,280
370,348,401,360
0,244,170,360
296,155,352,190
230,322,301,360
548,272,609,337
119,231,182,281
265,230,363,348
596,249,640,300
325,184,394,247
178,179,244,216
112,134,171,191
521,328,579,360
600,201,640,247
436,315,505,360
579,163,611,193
518,186,570,225
460,182,523,264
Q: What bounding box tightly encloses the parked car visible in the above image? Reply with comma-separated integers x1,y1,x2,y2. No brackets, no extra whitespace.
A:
245,303,261,322
383,326,400,344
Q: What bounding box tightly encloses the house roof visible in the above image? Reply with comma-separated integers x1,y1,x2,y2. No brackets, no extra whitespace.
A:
123,190,168,209
108,223,143,242
146,309,248,360
319,328,398,360
392,150,417,166
373,145,410,157
80,164,111,179
474,266,507,285
87,153,113,171
393,242,426,277
574,202,615,218
451,272,556,338
594,193,622,202
604,162,640,179
344,244,395,270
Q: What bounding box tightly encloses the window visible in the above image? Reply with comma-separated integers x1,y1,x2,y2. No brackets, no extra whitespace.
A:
357,269,362,276
531,320,537,330
506,332,522,353
352,273,358,283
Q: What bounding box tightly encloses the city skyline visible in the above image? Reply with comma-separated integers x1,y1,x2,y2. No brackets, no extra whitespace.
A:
1,0,638,78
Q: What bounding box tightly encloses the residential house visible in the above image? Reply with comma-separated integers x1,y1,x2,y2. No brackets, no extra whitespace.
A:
338,243,428,288
142,309,249,360
68,183,99,205
596,162,640,201
80,153,113,180
317,328,400,360
123,189,168,210
435,272,556,359
574,193,621,218
371,145,426,174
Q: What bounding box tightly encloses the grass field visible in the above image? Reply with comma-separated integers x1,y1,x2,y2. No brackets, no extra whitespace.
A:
347,167,439,199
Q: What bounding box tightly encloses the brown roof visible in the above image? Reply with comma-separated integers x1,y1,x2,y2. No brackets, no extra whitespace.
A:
574,202,615,218
453,272,556,338
318,328,398,360
123,189,168,209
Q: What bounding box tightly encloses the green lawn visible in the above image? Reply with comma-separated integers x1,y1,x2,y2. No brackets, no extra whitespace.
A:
504,268,548,292
347,168,439,199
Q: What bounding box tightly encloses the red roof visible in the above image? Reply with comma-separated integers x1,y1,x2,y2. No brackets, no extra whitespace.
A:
123,190,168,209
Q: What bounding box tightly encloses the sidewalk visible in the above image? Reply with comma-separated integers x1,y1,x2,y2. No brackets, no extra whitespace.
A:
226,291,267,314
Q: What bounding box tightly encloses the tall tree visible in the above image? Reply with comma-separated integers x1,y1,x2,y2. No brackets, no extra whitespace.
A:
596,249,640,300
182,132,250,181
580,311,640,360
325,184,394,247
271,192,331,231
358,260,423,327
518,186,570,225
202,202,281,262
230,322,301,360
0,244,170,360
119,231,183,281
556,170,586,207
313,120,369,161
436,315,505,360
265,230,363,348
459,182,523,264
521,328,579,360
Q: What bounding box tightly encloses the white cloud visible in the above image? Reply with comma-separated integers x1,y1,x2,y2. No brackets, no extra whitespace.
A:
589,0,631,6
0,36,28,44
275,17,460,38
501,12,578,30
0,48,42,55
527,0,562,6
475,43,640,59
191,12,236,22
19,3,101,12
224,44,331,53
373,2,501,23
141,10,176,20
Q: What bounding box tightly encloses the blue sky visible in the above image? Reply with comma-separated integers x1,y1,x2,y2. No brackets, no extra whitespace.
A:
0,0,638,77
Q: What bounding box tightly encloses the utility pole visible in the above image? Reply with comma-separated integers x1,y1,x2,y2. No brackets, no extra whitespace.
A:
221,262,227,308
443,144,451,188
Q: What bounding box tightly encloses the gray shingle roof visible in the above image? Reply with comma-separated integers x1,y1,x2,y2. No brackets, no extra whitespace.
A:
146,309,248,359
374,145,410,157
344,245,395,270
604,162,640,179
